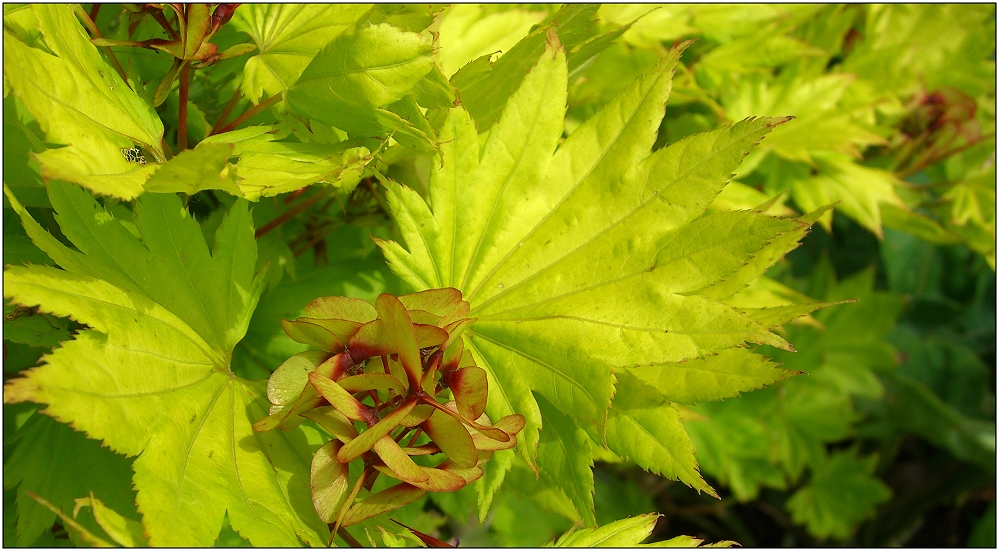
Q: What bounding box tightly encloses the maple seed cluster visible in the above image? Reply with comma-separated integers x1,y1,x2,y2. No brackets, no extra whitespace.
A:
254,289,525,531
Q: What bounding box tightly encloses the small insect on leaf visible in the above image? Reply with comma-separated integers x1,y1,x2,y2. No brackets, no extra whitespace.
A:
121,146,147,165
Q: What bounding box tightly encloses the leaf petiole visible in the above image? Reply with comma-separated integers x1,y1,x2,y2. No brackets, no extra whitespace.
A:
212,93,281,136
331,467,371,547
74,4,130,84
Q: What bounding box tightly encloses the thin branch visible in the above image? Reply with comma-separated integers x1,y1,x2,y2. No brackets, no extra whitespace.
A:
289,219,334,247
75,5,130,85
177,63,190,151
337,527,364,548
405,427,423,448
255,186,337,239
150,9,181,40
212,93,281,136
285,186,309,204
330,468,371,547
161,135,175,160
88,3,101,22
293,222,340,258
898,132,995,179
210,86,243,135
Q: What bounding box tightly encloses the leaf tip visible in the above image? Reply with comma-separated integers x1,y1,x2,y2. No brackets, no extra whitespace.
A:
3,376,39,405
544,27,562,55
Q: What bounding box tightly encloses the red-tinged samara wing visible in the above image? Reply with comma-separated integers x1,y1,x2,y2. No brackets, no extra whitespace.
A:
421,408,477,468
371,434,429,484
311,441,350,523
309,372,378,426
447,366,488,421
305,295,377,323
373,463,466,492
341,484,425,527
398,288,463,321
337,396,418,463
375,294,423,390
300,406,358,443
300,317,365,349
281,318,345,352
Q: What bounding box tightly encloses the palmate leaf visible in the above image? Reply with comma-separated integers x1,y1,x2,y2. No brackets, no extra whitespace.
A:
2,183,327,546
548,513,658,547
451,4,613,134
200,126,370,200
229,4,372,103
286,21,437,149
547,513,737,547
141,142,241,196
786,449,891,540
378,32,814,521
435,5,547,77
685,268,902,505
2,4,164,199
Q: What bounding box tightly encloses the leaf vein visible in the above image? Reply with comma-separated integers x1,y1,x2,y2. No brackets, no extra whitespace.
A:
471,123,763,315
466,328,597,409
465,64,675,304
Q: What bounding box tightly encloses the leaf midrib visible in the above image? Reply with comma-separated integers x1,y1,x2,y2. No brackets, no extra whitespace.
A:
167,376,228,542
157,201,227,354
475,217,797,319
467,328,600,414
34,365,215,400
464,61,676,307
469,122,767,316
293,57,427,86
10,276,219,367
614,405,702,486
459,52,564,292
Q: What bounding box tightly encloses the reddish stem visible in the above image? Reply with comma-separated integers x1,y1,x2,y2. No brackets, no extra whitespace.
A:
210,86,243,135
150,9,181,40
88,3,101,22
405,427,423,448
75,5,130,85
337,527,363,548
177,63,190,151
255,186,336,239
292,222,338,258
213,93,280,136
898,131,994,179
285,186,309,204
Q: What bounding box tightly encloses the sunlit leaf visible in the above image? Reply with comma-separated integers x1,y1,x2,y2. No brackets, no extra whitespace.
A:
548,513,657,547
201,129,370,200
2,183,326,546
286,23,435,144
3,5,163,198
378,31,811,518
73,493,146,547
230,4,371,102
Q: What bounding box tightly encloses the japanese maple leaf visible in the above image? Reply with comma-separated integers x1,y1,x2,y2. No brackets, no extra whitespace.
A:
3,182,327,546
378,31,816,523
